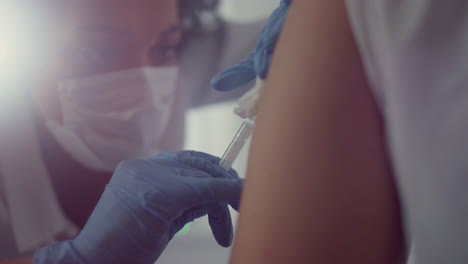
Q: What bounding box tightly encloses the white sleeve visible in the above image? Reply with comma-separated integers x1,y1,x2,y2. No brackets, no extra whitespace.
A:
0,88,78,256
346,1,468,263
0,175,19,259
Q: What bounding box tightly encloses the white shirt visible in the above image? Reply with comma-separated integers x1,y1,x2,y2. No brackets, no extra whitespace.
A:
0,88,78,258
346,1,468,263
0,20,264,260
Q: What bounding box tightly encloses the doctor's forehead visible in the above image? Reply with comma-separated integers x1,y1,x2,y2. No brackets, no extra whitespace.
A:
54,0,179,38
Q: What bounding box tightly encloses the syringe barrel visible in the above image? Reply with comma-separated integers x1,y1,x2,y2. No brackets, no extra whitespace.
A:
219,119,255,170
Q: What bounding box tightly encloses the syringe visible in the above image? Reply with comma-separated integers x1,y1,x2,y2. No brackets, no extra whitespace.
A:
219,118,255,170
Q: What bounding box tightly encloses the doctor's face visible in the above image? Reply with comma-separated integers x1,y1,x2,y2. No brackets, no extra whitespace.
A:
36,0,181,122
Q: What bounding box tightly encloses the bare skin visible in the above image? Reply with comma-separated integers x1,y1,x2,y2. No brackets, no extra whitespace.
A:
1,0,179,262
230,1,405,264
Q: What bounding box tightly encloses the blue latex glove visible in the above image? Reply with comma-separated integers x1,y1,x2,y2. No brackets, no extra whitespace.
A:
33,151,243,264
211,0,291,91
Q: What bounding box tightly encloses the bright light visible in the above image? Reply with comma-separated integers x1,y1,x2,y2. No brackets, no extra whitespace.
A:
0,2,48,76
0,4,29,68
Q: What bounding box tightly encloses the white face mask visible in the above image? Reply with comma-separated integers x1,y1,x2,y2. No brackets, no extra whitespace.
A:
45,66,179,171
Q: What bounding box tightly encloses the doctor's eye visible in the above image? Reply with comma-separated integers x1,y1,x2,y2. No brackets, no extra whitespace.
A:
149,25,182,65
149,44,179,65
65,26,131,75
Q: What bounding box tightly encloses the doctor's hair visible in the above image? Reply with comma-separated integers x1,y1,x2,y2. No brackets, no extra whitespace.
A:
150,0,224,64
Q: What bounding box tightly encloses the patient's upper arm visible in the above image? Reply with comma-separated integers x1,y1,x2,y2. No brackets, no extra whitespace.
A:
230,1,405,264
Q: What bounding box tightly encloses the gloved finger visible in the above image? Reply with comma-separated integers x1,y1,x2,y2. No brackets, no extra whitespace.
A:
226,168,240,180
211,53,256,91
182,177,243,209
228,200,241,212
141,153,216,179
176,153,240,181
211,66,256,92
178,150,221,165
168,205,207,240
130,158,213,180
178,169,212,179
262,0,290,44
179,151,241,180
207,202,233,247
254,48,271,79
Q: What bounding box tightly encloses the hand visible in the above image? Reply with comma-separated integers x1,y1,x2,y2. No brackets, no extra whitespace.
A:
210,0,291,91
33,151,243,264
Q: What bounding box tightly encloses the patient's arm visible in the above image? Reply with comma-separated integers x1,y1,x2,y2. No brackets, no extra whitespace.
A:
230,1,405,264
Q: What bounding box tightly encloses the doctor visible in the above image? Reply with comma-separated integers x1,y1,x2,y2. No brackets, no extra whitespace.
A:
0,0,262,262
